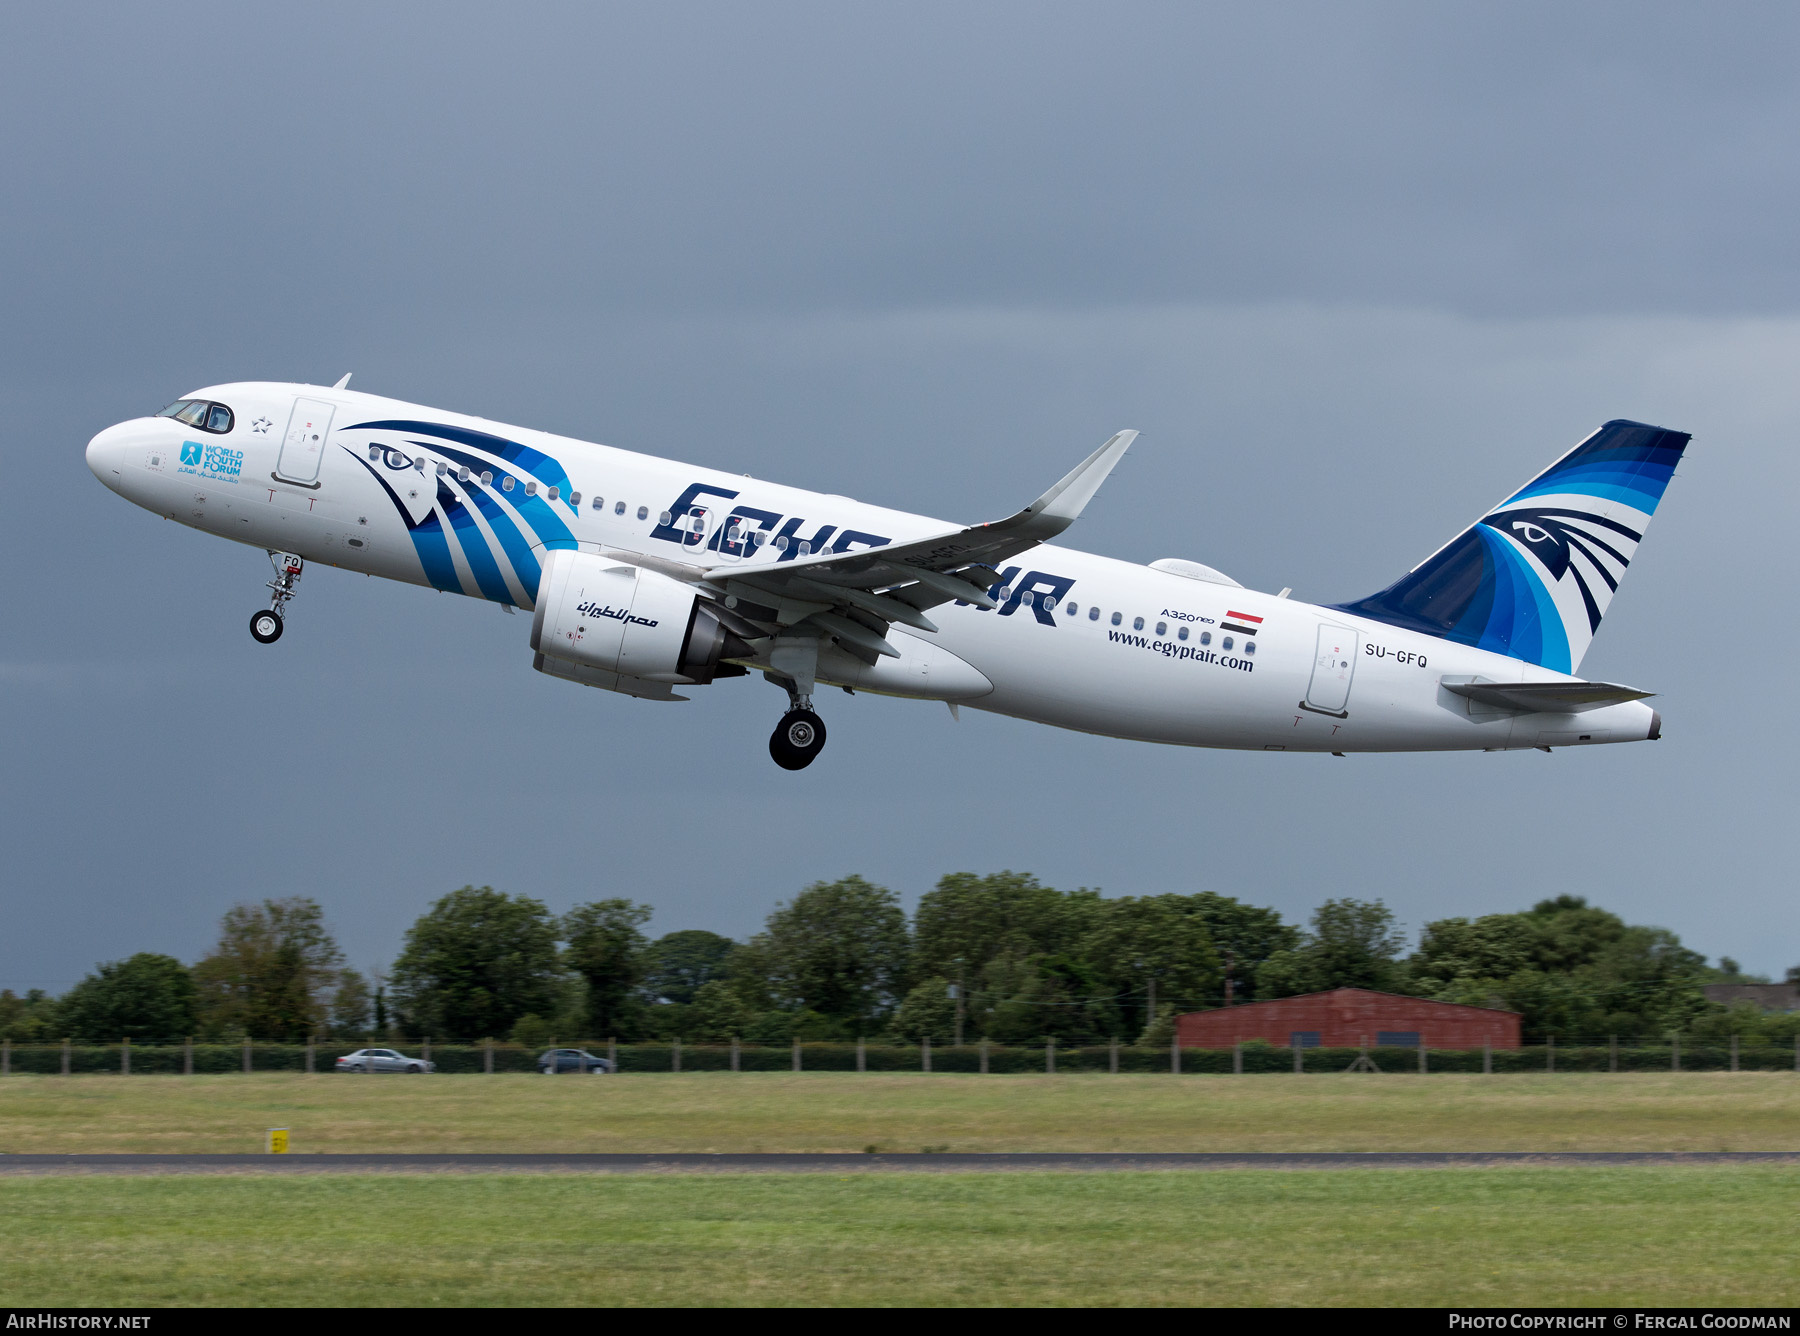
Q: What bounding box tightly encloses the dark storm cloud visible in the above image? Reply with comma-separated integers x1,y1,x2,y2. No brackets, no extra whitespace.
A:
7,0,1800,354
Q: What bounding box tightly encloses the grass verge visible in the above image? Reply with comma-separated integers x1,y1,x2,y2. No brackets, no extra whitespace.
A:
0,1169,1795,1307
0,1072,1796,1154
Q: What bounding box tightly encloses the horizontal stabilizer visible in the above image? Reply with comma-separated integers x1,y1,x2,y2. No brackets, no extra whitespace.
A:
1440,677,1653,714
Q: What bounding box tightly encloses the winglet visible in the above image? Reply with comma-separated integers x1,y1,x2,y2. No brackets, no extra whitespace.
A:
332,373,353,390
994,429,1136,542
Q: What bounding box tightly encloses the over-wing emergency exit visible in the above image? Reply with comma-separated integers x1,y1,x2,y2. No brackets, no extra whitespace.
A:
86,382,1688,768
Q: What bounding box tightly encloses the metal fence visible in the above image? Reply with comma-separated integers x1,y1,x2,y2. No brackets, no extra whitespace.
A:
1,1035,1796,1075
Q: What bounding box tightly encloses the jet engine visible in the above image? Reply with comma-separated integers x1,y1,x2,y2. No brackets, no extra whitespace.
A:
530,549,752,689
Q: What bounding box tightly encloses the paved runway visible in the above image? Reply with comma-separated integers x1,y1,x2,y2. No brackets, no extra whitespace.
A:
0,1151,1794,1175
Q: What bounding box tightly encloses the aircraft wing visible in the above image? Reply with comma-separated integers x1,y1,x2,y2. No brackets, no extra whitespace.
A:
1439,678,1654,714
701,430,1136,661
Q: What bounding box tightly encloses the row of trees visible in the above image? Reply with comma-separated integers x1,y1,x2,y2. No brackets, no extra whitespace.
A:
0,898,367,1045
3,876,1794,1045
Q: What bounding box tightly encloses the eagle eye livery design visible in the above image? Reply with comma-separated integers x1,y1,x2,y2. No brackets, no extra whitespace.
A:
1335,420,1685,675
87,385,1687,769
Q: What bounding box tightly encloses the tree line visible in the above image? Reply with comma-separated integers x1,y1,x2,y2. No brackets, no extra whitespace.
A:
2,875,1794,1046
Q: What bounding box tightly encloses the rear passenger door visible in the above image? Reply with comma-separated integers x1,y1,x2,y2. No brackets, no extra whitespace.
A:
1304,624,1360,716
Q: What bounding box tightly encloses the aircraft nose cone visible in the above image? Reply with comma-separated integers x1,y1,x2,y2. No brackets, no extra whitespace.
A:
86,420,137,482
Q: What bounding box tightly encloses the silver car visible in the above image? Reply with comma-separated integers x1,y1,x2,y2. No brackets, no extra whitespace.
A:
335,1047,435,1073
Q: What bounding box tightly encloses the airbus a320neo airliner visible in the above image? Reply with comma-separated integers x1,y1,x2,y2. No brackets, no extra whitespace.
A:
86,379,1687,770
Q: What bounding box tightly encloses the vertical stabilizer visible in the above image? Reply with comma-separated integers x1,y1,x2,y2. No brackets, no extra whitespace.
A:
1334,420,1689,673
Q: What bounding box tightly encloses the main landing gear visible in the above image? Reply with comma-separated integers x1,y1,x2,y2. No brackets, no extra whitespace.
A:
251,551,304,644
769,705,827,771
764,638,829,771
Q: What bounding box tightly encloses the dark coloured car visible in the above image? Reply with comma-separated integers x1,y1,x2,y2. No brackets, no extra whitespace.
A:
537,1048,614,1074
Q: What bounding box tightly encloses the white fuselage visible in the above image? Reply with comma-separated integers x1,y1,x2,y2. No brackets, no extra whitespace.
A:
85,382,1660,754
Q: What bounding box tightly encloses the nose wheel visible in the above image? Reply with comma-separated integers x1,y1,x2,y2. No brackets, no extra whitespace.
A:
252,551,303,644
769,708,827,770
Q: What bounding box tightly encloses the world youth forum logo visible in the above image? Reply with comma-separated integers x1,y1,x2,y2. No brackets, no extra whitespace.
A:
177,439,243,481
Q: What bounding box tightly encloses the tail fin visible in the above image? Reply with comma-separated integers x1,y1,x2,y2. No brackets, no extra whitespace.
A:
1334,420,1690,673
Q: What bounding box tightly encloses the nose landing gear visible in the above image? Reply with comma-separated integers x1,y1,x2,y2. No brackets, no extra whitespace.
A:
251,551,303,644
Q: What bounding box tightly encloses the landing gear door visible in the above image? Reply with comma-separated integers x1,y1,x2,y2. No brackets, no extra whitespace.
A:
1304,624,1360,716
275,397,336,486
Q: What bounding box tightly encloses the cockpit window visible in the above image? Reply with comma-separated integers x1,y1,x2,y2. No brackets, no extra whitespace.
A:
158,401,206,425
155,400,234,434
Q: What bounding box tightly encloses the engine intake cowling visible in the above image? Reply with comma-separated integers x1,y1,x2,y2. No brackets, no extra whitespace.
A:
530,549,750,685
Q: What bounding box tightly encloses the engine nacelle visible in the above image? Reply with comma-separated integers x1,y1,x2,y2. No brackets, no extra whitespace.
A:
530,549,750,686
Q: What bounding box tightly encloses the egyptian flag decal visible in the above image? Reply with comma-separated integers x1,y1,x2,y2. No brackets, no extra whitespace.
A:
1221,609,1263,636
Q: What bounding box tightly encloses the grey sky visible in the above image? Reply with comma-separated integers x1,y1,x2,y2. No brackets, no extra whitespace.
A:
3,3,1794,990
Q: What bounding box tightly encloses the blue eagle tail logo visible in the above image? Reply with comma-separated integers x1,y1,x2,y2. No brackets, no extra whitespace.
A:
1333,419,1690,674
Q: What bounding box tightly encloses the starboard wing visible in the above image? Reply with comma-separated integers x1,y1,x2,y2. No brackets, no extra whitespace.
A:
700,430,1136,662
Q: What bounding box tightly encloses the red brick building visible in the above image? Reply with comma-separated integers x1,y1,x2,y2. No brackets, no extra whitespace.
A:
1176,988,1521,1049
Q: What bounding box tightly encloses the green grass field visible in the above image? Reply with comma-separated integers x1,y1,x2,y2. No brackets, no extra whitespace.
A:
0,1071,1796,1153
0,1169,1795,1306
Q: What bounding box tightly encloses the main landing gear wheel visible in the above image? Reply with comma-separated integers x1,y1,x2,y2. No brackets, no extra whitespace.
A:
769,709,827,770
249,609,284,644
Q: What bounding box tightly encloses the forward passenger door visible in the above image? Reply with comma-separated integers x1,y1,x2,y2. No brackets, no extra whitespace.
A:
275,397,336,486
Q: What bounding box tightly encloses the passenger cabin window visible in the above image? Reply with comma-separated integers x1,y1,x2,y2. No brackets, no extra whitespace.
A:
1245,641,1256,655
590,495,603,510
1088,607,1099,621
501,476,514,491
614,501,626,515
156,399,233,434
1155,621,1167,636
1222,636,1233,651
1133,616,1145,631
636,505,649,520
1200,631,1211,645
1110,612,1122,626
1177,626,1189,641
